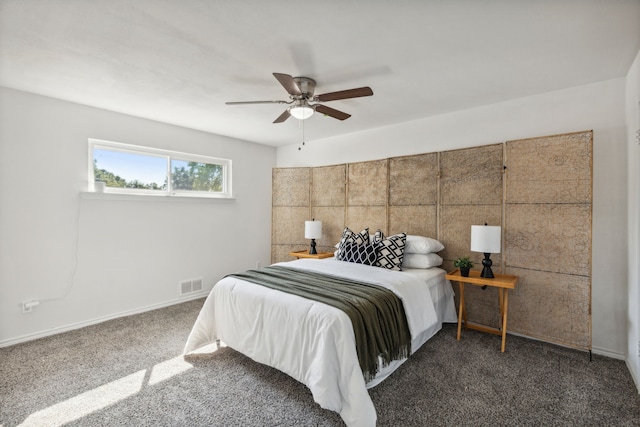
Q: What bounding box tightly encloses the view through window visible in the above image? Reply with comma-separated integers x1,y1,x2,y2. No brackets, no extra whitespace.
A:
89,139,231,198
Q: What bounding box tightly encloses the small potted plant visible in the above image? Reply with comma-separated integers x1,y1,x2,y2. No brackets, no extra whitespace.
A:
454,257,473,277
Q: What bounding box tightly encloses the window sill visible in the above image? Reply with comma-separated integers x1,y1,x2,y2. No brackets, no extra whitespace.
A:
80,192,236,203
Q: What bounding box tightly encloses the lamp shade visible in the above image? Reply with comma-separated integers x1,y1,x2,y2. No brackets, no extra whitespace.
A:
304,220,322,239
470,225,501,254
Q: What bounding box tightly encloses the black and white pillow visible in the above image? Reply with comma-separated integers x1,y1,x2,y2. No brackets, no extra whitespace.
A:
336,227,369,258
373,230,407,271
338,242,378,265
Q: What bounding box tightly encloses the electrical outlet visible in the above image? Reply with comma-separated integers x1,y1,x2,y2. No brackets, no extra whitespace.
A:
256,261,262,269
22,300,40,314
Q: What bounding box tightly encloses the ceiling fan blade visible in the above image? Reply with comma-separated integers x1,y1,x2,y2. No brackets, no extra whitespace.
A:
273,73,302,96
315,87,373,102
226,100,288,105
315,104,351,121
273,109,291,123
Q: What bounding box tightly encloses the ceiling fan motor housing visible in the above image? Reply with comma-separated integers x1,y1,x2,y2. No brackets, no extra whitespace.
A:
293,77,316,99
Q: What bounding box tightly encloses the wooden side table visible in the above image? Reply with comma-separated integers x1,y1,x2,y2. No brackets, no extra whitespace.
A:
289,250,334,259
445,269,519,352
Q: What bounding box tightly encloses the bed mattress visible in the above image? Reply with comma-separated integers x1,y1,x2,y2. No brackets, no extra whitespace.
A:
184,259,456,426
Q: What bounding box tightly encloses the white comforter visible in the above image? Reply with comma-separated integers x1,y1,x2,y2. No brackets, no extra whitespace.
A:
183,259,440,427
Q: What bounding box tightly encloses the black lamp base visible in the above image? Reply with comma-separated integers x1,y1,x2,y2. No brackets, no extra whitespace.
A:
480,252,494,278
309,239,317,255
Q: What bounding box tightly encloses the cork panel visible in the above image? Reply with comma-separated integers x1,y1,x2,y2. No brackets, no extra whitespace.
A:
271,244,303,265
441,259,456,274
272,168,310,207
271,206,309,245
345,206,387,235
505,204,591,276
311,206,345,248
506,131,592,204
505,267,591,350
316,245,338,256
439,205,502,268
440,144,503,206
388,205,437,237
311,165,346,207
389,153,438,206
438,205,504,272
347,160,388,206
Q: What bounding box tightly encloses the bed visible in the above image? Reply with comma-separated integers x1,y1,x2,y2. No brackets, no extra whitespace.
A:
184,253,457,426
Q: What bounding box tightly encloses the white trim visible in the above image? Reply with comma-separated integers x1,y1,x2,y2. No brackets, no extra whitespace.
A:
592,347,626,361
80,192,236,202
0,293,208,348
508,330,625,360
627,360,640,393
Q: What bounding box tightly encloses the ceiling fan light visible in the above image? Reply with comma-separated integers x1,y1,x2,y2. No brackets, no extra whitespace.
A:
289,105,314,120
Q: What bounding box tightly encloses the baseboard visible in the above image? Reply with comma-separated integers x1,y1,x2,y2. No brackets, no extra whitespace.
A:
626,359,640,394
592,347,626,361
506,330,626,361
0,292,208,348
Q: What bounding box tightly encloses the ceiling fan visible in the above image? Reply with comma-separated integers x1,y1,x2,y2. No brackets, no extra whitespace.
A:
226,73,373,123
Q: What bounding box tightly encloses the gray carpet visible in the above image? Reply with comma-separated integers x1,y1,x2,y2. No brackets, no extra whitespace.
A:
1,299,639,426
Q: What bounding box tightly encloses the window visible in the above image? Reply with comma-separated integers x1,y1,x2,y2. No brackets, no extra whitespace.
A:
89,139,232,198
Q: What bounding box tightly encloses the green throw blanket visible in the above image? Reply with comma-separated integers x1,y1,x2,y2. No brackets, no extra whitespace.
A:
227,265,412,382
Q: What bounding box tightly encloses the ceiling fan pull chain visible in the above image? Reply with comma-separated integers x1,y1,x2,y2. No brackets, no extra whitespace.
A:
299,117,306,151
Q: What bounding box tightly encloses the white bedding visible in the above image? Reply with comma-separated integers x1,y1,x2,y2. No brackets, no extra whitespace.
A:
184,259,457,427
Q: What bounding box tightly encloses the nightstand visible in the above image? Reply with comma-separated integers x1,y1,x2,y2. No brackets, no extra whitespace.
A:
289,250,334,259
445,269,519,352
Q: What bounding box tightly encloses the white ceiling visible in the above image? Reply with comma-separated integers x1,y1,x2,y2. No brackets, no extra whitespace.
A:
1,0,639,147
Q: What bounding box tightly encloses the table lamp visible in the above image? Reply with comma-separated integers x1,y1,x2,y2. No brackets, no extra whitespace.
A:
305,219,322,254
471,224,501,278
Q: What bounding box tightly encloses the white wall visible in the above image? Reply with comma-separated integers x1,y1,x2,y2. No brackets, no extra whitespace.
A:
278,78,629,359
0,87,276,346
626,49,640,392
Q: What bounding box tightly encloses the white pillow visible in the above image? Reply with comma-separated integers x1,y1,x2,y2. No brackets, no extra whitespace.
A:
402,253,443,269
405,235,444,254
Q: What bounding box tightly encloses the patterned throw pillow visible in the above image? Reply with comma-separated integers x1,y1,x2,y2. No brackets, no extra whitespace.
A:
338,242,378,265
336,227,369,257
373,230,407,271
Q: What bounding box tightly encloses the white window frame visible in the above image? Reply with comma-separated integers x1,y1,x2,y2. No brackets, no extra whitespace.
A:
88,139,232,199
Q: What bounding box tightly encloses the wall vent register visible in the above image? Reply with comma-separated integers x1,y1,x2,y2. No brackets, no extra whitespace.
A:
180,278,204,295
